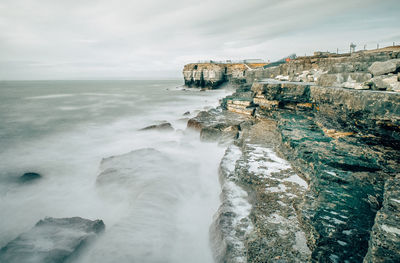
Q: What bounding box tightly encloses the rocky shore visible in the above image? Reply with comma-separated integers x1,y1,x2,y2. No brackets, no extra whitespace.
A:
186,47,400,262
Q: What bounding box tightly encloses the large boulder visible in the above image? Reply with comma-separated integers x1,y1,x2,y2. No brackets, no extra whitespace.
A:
0,217,105,263
368,59,400,76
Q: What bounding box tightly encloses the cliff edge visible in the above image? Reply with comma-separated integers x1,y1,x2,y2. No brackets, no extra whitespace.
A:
185,47,400,262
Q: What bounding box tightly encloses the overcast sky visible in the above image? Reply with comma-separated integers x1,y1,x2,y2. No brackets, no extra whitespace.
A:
0,0,399,80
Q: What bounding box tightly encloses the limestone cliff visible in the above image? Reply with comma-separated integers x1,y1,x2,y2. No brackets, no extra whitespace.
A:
183,46,400,91
183,62,266,89
185,47,400,263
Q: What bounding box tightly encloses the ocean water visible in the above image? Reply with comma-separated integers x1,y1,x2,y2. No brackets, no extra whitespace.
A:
0,80,233,262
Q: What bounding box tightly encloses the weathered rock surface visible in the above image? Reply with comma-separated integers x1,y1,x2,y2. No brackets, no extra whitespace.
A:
211,120,311,263
368,59,400,76
183,63,266,89
187,107,251,144
275,111,387,262
0,217,105,263
183,64,225,89
364,174,400,263
192,79,399,262
187,47,400,263
317,72,372,89
184,49,400,91
249,80,400,148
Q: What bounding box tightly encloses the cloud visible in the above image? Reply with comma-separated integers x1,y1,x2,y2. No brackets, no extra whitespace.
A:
0,0,399,79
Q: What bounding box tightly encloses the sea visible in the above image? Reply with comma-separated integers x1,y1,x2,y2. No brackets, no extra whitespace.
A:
0,80,234,263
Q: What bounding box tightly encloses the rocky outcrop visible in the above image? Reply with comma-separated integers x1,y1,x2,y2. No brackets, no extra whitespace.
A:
183,63,266,89
364,174,400,263
0,217,105,263
183,63,225,89
184,49,400,91
248,80,400,147
187,108,251,144
186,47,400,263
217,80,399,261
189,83,399,262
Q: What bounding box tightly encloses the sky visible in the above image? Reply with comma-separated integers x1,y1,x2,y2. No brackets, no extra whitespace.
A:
0,0,399,80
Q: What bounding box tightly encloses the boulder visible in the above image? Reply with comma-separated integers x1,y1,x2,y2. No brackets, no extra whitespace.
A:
0,217,105,263
139,122,173,131
368,59,400,76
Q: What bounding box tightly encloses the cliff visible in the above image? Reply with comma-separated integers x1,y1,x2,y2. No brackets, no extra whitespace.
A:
183,46,400,91
183,62,266,89
185,47,400,262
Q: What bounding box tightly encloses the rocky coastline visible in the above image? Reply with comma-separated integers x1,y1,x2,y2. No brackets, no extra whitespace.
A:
186,47,400,262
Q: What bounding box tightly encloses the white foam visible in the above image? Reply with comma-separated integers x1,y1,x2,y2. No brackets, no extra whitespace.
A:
391,198,400,204
216,145,253,262
381,225,400,235
284,174,308,189
293,231,311,254
246,145,290,176
26,94,75,99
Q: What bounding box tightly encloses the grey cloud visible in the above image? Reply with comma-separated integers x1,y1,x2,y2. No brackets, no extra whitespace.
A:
0,0,399,80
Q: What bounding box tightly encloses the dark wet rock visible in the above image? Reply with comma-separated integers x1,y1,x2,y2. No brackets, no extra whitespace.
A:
0,217,104,263
274,111,386,262
364,175,400,263
183,111,190,116
139,121,174,131
19,172,41,183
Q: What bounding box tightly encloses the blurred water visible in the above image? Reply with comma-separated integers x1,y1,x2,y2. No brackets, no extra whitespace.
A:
0,80,232,263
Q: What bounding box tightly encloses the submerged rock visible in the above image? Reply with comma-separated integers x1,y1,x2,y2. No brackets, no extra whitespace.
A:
0,217,105,263
19,172,41,183
187,108,251,144
139,121,174,131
